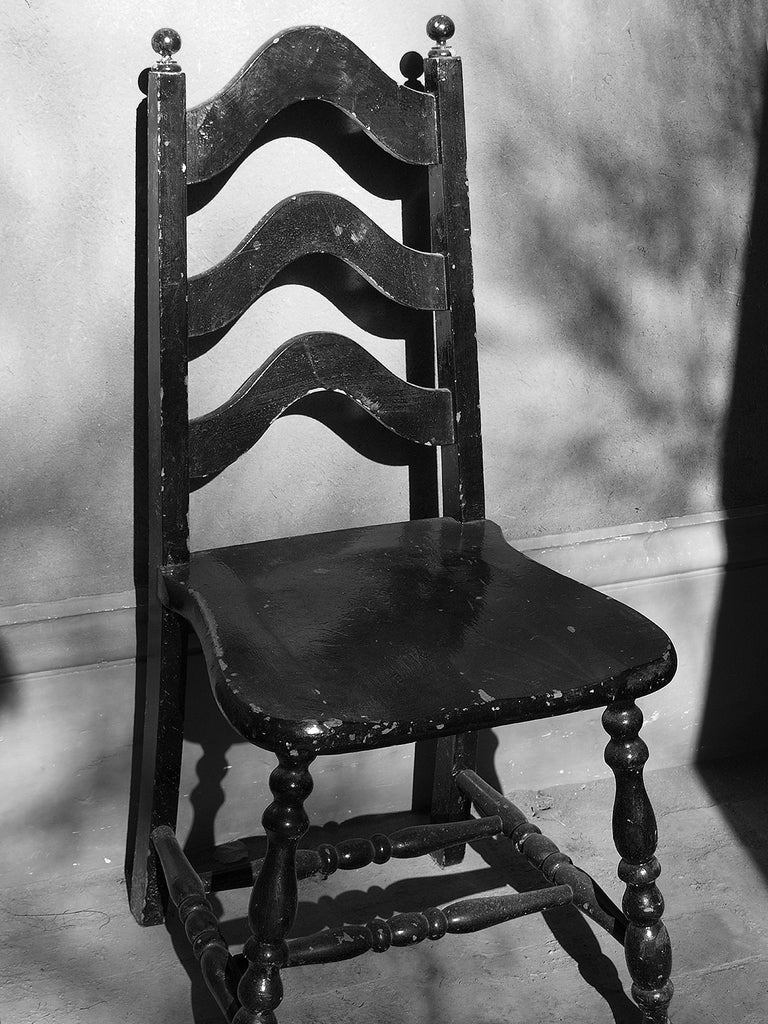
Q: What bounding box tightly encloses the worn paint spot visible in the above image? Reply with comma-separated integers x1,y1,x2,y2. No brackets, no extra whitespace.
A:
567,625,576,633
359,395,382,415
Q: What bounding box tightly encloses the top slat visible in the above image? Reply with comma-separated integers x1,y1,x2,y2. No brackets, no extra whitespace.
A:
187,26,438,183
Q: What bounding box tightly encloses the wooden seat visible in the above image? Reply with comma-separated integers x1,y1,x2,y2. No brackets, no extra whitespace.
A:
127,16,677,1024
161,518,673,753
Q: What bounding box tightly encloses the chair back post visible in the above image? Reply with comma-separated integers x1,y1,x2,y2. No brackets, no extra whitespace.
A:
147,31,190,571
402,179,440,521
417,17,481,861
425,17,485,524
127,29,190,925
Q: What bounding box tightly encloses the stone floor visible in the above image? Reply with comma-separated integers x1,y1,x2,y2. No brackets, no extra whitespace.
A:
4,669,768,1023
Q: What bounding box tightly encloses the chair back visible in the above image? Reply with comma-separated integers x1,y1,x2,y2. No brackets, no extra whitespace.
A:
146,20,485,577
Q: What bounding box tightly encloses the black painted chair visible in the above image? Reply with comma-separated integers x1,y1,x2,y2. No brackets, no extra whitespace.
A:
127,17,676,1024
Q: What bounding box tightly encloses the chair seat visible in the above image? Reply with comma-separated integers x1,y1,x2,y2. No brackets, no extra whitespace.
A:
159,518,675,755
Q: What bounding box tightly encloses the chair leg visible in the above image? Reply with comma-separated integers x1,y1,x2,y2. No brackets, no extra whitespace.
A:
234,752,315,1024
603,699,673,1024
427,732,478,867
125,606,188,925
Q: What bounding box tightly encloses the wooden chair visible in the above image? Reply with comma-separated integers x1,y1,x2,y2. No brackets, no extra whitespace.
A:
126,16,676,1024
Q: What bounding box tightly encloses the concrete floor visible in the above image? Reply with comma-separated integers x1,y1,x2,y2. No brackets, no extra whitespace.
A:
4,670,768,1023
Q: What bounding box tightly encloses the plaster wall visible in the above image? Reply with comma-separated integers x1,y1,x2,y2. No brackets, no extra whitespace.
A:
2,0,766,608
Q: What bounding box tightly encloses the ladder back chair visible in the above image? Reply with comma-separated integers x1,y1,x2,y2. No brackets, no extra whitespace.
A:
127,16,677,1024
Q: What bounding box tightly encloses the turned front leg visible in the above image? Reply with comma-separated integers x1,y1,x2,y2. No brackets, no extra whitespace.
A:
603,700,673,1024
234,753,315,1024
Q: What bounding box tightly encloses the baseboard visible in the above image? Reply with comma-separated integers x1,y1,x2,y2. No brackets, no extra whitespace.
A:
1,506,766,682
513,505,768,588
0,590,141,681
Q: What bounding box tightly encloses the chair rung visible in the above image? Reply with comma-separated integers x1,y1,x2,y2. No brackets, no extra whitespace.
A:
203,815,504,892
200,816,505,893
300,814,505,877
455,768,627,944
287,884,573,967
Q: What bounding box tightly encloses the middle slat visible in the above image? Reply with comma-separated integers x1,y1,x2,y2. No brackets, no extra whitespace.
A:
189,192,448,337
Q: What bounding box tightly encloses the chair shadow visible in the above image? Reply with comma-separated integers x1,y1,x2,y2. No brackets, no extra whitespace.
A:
0,646,21,720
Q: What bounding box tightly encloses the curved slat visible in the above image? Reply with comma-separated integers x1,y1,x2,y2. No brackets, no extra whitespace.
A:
190,333,454,483
187,100,424,214
188,192,447,337
186,26,438,183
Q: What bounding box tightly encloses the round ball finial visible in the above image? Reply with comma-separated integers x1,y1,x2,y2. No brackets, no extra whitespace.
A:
151,27,181,63
400,50,425,83
427,15,455,56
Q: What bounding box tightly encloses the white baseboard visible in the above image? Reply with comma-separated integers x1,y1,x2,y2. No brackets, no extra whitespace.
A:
513,505,768,587
0,590,140,680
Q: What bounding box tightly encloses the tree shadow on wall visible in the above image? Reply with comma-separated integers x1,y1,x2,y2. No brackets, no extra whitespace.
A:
475,6,766,533
695,51,768,881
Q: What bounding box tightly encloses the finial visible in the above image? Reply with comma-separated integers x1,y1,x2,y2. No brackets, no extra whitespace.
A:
400,51,425,87
426,15,455,57
151,28,182,70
